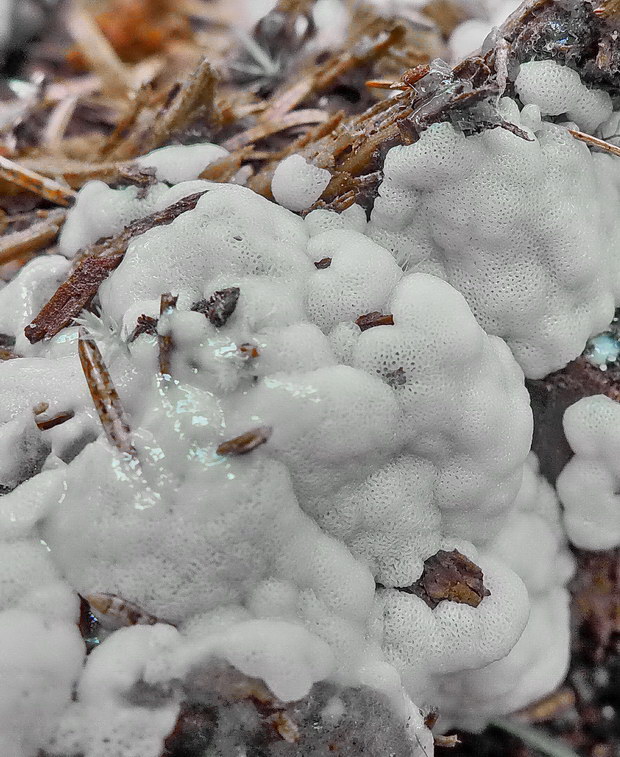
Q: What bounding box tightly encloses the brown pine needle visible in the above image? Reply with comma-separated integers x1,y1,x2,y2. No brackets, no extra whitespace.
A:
0,209,67,266
0,156,76,206
222,109,330,151
569,129,620,158
78,328,137,457
365,79,408,90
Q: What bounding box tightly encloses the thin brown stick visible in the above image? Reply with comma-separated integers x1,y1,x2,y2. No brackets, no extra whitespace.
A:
0,209,67,266
0,156,76,206
158,292,178,377
20,158,132,189
78,328,136,456
569,129,620,158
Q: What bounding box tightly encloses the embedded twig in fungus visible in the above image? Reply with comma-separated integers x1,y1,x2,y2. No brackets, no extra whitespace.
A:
25,191,207,344
85,593,174,629
396,549,491,610
568,129,620,159
355,312,395,331
158,292,178,377
78,328,136,457
216,426,273,456
128,314,159,342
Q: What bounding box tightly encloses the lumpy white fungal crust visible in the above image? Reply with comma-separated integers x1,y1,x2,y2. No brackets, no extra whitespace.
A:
135,142,229,185
515,60,613,133
271,154,331,212
369,89,620,378
0,62,600,751
556,395,620,550
436,454,574,729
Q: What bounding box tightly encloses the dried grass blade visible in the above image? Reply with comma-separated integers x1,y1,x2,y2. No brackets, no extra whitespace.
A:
78,328,136,456
0,156,76,206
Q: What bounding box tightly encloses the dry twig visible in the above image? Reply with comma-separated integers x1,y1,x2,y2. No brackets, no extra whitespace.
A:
0,156,76,206
0,209,67,266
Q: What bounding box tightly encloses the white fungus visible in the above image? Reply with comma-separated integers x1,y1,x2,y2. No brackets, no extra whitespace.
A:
271,154,331,212
135,142,229,185
437,455,574,729
515,60,613,133
369,91,620,378
0,165,536,754
0,48,613,754
556,395,620,550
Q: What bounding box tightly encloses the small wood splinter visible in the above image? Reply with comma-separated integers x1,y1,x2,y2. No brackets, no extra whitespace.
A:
239,342,260,359
128,314,159,342
355,311,395,331
434,734,460,748
216,426,272,456
86,593,174,629
34,410,76,431
78,328,137,457
314,257,332,269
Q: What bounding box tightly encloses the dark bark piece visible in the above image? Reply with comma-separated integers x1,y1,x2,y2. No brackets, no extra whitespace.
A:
158,293,178,377
397,549,490,610
128,314,159,342
78,594,101,654
355,312,394,331
192,287,241,328
161,662,418,757
216,426,272,457
25,191,207,344
78,329,136,457
313,257,332,269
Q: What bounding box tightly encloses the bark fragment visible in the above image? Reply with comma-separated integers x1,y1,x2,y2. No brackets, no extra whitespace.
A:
397,549,491,610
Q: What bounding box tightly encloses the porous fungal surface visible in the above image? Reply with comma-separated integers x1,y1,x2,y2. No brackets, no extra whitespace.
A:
0,1,619,756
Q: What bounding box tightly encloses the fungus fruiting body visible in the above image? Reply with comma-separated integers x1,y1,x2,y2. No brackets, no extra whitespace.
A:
0,1,619,755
